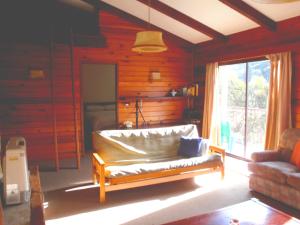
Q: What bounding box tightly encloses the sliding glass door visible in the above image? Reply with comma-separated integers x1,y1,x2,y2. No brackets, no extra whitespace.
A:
218,59,270,159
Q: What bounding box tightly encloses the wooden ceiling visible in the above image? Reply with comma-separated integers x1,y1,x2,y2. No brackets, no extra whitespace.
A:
100,0,300,44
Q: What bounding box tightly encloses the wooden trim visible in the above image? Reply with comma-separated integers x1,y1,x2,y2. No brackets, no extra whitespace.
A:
49,24,59,171
30,193,45,225
30,167,45,225
105,168,220,192
119,96,189,102
92,153,106,202
79,60,86,155
219,0,276,31
92,146,224,203
109,161,222,185
219,56,268,66
70,28,81,169
115,64,119,126
93,152,105,165
209,145,225,179
137,0,227,41
92,155,99,184
209,145,225,161
196,16,300,64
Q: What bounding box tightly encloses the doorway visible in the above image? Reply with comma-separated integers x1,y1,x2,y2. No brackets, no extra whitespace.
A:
218,59,270,159
81,63,117,151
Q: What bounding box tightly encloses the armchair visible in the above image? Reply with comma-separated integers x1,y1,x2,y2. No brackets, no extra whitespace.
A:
248,128,300,210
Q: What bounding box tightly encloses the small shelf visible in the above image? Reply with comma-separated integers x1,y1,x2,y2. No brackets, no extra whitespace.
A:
118,96,189,102
186,95,201,99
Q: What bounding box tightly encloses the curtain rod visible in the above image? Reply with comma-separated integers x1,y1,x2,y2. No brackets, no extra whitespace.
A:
219,55,268,66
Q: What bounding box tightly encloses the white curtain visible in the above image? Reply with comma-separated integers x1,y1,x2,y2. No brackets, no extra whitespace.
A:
264,52,292,150
202,62,221,145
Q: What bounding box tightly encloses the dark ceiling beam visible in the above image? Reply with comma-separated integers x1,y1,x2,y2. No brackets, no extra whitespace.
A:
98,1,194,49
137,0,227,41
219,0,276,31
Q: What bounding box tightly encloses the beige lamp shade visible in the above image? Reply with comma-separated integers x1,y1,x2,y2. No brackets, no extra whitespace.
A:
132,31,167,53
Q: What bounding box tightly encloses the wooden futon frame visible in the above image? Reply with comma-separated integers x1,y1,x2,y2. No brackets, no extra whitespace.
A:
92,145,225,203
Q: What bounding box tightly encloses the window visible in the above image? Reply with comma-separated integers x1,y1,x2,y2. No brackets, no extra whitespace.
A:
218,59,270,159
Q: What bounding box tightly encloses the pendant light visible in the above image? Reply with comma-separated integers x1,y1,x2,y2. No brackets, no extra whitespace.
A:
132,0,167,53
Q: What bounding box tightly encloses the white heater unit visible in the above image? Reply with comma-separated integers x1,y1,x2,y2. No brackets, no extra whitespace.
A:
3,137,30,205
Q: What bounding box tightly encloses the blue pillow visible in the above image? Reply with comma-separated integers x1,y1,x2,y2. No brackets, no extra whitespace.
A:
178,136,202,157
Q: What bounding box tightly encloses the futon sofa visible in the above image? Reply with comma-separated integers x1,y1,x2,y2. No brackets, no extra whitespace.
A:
248,128,300,210
92,124,225,203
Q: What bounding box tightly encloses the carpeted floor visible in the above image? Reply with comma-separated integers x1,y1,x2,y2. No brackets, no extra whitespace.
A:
40,154,93,192
40,155,252,225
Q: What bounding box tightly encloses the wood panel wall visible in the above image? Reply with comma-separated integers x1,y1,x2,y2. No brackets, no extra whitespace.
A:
0,43,81,162
74,11,193,127
0,10,193,161
195,16,300,128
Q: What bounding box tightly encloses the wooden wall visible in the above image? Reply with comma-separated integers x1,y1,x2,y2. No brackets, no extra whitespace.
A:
195,16,300,128
74,11,193,127
0,43,80,162
0,10,193,162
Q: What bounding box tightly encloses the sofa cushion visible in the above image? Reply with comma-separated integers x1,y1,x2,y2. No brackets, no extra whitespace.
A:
287,173,300,191
251,151,280,162
248,161,298,184
105,154,222,178
178,137,202,157
96,124,200,164
278,128,300,151
290,141,300,169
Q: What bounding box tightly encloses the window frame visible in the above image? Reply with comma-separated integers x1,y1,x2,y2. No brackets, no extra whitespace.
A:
218,57,270,158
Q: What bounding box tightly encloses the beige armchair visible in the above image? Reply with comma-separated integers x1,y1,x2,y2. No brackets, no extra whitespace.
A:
248,128,300,210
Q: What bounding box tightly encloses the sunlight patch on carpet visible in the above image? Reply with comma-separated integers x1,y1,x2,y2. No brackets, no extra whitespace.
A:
65,184,98,192
193,170,246,188
45,183,217,225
